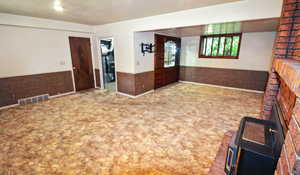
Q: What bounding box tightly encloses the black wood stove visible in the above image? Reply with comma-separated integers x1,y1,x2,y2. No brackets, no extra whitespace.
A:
225,101,286,175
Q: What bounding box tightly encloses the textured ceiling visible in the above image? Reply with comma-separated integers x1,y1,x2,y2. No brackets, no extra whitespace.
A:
0,0,240,25
152,18,280,37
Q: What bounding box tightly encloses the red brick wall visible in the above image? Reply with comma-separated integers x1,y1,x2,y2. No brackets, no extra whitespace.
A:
274,0,300,60
262,0,300,174
276,100,300,175
261,69,280,120
262,0,300,120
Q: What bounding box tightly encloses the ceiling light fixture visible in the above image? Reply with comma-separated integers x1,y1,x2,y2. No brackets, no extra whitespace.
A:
54,0,64,12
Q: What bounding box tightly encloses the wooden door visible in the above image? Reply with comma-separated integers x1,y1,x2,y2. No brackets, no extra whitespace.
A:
69,37,95,91
154,34,181,89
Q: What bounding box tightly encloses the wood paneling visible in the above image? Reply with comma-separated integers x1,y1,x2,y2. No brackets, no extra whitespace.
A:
117,72,136,96
135,71,154,95
117,71,154,96
154,34,181,89
69,37,94,91
180,66,269,91
0,71,74,107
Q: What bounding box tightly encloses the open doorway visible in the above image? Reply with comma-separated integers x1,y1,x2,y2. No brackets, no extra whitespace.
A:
100,38,116,92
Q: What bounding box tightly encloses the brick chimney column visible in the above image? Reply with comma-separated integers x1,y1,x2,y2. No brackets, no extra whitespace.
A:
261,69,280,120
261,0,300,119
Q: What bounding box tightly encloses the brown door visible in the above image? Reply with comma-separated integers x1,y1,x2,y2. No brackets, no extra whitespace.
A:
69,37,95,91
154,34,181,89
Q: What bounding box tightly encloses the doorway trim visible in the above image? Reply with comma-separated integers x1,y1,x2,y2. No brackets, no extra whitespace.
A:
96,37,118,92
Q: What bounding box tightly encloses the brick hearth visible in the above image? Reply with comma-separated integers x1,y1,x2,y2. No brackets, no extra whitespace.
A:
208,131,234,175
208,0,300,174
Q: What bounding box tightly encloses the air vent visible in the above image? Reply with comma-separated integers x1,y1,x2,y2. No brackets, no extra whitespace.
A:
18,94,49,105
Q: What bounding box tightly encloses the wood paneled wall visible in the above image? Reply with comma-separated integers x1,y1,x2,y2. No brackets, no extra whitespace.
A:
0,71,74,107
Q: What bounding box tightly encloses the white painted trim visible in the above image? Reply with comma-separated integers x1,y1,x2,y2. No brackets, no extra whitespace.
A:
90,36,97,88
0,104,19,110
179,81,264,93
0,24,93,34
0,13,93,33
117,92,136,98
96,37,105,89
49,91,76,99
117,90,154,98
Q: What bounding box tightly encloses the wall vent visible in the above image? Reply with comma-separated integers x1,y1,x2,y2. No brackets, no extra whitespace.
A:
18,94,49,105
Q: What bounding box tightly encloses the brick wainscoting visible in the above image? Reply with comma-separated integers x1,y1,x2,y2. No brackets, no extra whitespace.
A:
117,71,154,96
180,66,269,91
0,71,74,107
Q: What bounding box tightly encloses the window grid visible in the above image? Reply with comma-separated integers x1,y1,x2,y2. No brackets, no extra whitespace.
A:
199,33,242,59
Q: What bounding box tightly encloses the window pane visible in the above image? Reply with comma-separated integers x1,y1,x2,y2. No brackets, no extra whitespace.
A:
164,41,177,68
218,37,225,56
202,38,207,55
206,37,213,56
212,37,219,56
224,37,232,56
231,36,240,56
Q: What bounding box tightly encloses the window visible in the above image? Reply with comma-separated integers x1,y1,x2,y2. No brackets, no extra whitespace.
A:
164,40,177,68
199,33,242,59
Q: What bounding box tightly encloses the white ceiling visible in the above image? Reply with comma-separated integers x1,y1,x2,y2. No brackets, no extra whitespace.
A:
0,0,240,25
151,18,280,37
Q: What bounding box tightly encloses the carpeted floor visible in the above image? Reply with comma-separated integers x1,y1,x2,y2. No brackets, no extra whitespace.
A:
0,83,263,175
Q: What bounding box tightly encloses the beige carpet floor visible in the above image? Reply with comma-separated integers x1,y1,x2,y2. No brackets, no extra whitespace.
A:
0,83,263,175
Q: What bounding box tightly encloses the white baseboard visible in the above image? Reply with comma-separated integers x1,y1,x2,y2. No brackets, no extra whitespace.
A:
49,91,75,99
0,91,76,111
179,81,264,94
117,90,154,98
0,104,19,110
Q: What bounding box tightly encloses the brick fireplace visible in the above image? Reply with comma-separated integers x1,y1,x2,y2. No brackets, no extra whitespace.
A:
261,0,300,174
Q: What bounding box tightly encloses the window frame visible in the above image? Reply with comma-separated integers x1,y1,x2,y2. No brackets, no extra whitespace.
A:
198,33,242,59
164,40,177,68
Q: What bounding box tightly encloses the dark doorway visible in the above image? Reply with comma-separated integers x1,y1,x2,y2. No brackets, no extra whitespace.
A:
100,39,116,92
69,37,95,91
154,34,181,89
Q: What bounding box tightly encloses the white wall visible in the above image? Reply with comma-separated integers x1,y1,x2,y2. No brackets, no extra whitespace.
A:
0,25,93,78
0,13,95,80
0,0,282,77
94,0,282,73
134,32,155,73
180,32,276,71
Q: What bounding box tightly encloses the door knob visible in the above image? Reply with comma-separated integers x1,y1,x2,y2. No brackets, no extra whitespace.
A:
73,67,76,70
